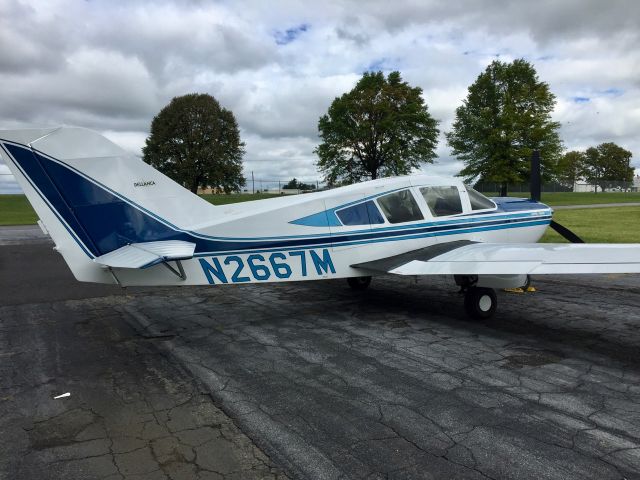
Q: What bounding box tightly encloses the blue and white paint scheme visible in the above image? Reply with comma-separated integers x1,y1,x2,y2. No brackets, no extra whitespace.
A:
2,127,639,318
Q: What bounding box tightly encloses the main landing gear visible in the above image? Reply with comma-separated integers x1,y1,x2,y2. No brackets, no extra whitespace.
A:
463,287,497,320
345,274,519,320
347,276,372,290
455,275,497,320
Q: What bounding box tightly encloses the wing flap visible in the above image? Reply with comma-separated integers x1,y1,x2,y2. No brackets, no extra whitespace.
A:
93,240,196,269
353,243,640,276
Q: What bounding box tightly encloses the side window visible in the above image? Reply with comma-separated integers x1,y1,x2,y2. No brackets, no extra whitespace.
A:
376,190,424,224
336,200,385,226
420,186,463,217
466,186,496,211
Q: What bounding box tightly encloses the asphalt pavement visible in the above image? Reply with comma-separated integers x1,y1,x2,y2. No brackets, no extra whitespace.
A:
2,231,640,479
0,238,287,480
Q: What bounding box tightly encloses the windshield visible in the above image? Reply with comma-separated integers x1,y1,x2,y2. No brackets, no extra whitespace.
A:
466,186,496,210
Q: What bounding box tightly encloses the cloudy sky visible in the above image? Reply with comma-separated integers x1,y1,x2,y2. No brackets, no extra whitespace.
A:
1,0,639,193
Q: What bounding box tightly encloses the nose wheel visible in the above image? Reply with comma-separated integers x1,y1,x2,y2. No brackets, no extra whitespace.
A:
464,287,497,320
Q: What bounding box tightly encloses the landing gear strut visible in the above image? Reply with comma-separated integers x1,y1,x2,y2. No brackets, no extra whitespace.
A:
347,276,372,290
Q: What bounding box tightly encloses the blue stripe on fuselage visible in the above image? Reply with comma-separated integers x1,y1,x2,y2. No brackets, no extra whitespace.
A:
192,219,552,256
2,140,552,258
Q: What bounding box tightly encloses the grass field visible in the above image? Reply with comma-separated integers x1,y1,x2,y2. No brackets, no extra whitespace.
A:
0,193,284,226
199,192,280,205
539,206,640,243
0,195,39,226
483,191,640,206
2,194,640,243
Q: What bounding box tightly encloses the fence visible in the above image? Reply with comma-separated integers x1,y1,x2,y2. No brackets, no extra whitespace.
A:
198,177,326,195
242,177,324,194
572,181,637,193
474,180,638,195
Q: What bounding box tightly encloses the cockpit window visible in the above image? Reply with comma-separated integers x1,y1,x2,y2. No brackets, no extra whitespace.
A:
420,186,463,217
376,190,424,224
336,200,385,226
466,186,496,211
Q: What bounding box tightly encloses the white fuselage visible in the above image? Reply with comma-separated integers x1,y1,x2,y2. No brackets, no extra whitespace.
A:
0,127,551,288
110,176,552,286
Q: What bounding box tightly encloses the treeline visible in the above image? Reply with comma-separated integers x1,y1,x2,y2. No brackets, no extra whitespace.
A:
142,60,633,195
557,143,634,191
316,59,633,195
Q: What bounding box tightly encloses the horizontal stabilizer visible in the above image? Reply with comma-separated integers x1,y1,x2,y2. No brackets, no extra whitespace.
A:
353,242,640,276
93,240,196,269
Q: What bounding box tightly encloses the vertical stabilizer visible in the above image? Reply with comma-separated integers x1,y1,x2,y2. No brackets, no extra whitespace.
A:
0,127,216,282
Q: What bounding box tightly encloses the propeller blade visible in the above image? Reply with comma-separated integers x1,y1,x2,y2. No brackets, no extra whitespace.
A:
528,150,584,243
550,220,585,243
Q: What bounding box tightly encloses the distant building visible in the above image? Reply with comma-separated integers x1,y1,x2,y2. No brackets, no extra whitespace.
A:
197,186,228,194
573,180,599,193
573,176,639,193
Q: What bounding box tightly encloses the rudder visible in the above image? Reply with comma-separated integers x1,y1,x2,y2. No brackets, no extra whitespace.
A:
0,127,215,283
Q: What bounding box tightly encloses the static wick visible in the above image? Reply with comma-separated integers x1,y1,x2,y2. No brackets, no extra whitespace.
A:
53,392,71,399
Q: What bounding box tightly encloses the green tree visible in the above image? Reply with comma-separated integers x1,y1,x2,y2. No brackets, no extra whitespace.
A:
581,142,633,193
143,93,245,194
283,178,315,190
556,150,585,187
283,178,298,189
315,71,439,185
447,59,562,196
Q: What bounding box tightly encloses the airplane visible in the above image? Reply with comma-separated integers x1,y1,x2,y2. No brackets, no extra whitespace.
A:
1,126,639,319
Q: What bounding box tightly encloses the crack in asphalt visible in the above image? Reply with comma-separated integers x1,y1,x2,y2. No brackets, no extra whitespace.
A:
3,243,640,479
0,296,288,480
96,273,640,479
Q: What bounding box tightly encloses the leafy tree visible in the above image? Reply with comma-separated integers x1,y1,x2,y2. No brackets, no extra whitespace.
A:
581,142,633,193
556,150,585,187
283,178,298,189
447,59,562,196
143,93,245,193
315,71,439,185
283,178,315,190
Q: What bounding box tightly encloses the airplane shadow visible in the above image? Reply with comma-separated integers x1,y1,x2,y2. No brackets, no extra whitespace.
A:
312,277,640,369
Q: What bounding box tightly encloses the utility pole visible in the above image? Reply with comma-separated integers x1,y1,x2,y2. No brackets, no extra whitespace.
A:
251,171,254,194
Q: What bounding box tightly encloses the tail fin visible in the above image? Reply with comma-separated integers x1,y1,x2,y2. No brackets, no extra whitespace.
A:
0,127,214,283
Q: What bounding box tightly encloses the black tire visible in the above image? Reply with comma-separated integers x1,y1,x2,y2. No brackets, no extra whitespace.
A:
347,276,372,290
464,287,497,320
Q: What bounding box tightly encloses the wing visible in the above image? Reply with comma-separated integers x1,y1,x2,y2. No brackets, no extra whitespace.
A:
352,241,640,275
93,240,196,269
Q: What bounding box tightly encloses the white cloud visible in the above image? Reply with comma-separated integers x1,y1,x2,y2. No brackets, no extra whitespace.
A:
242,133,322,187
1,0,639,192
101,130,149,156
